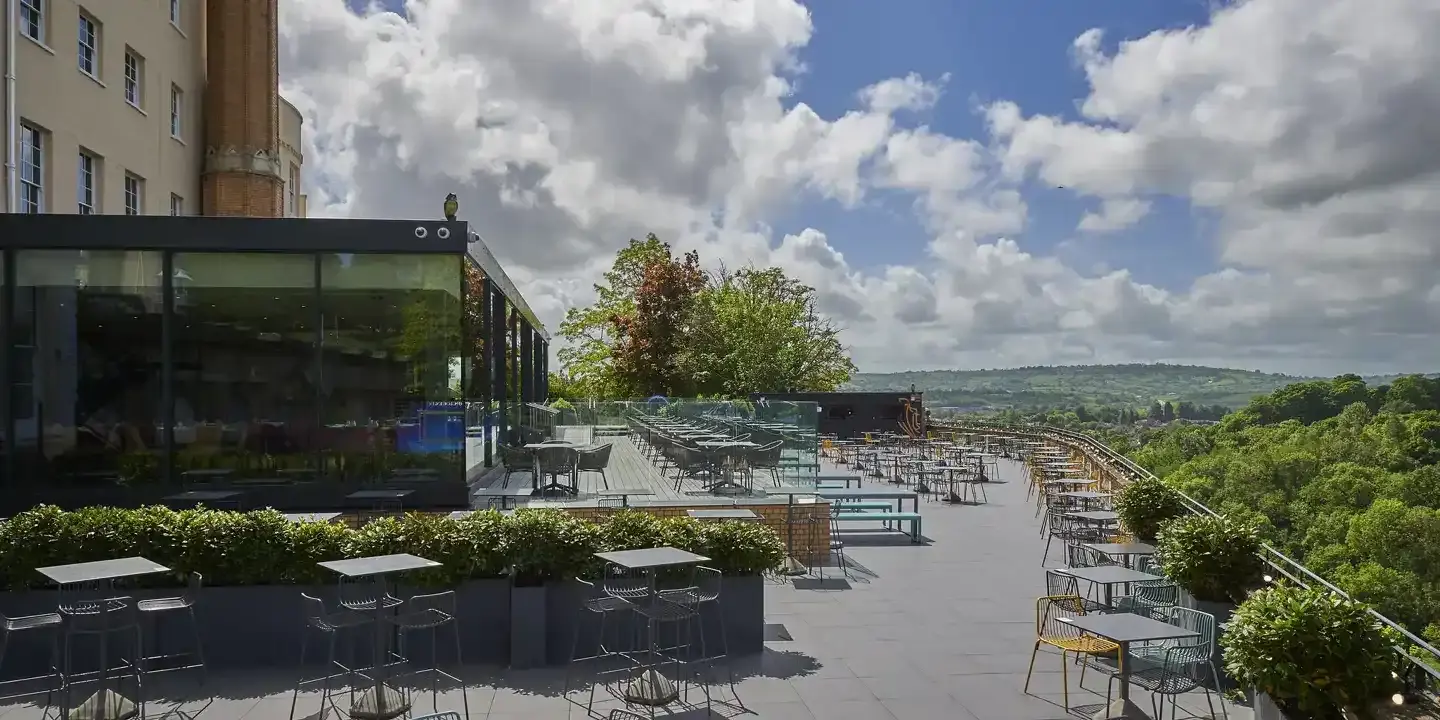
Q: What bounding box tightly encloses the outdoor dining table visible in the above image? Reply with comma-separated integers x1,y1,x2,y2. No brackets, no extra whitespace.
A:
696,441,759,494
37,556,172,720
472,485,534,509
318,553,441,720
1058,612,1198,720
1055,565,1162,607
592,547,710,706
524,442,583,495
1065,510,1120,524
163,489,244,509
1083,542,1157,568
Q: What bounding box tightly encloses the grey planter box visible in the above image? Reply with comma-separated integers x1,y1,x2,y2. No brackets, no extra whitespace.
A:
510,584,548,669
1192,598,1237,690
1252,691,1290,720
544,574,766,667
0,578,512,675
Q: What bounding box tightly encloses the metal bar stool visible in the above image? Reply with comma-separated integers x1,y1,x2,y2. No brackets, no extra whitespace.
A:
656,566,738,706
388,591,468,720
0,611,63,702
60,597,145,720
290,593,373,720
563,577,635,716
628,587,709,718
137,572,206,683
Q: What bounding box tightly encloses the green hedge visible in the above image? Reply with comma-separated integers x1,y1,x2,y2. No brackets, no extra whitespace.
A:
0,506,787,590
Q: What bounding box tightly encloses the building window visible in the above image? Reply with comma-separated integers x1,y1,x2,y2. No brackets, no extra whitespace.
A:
170,85,182,138
124,49,143,107
124,174,144,215
288,163,299,215
20,125,44,214
78,13,99,78
170,193,183,216
77,151,97,214
170,0,180,26
20,0,43,42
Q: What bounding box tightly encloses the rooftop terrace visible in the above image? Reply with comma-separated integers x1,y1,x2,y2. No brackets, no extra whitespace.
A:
0,443,1248,720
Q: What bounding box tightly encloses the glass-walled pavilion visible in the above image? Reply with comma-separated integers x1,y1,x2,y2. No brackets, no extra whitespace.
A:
0,214,548,513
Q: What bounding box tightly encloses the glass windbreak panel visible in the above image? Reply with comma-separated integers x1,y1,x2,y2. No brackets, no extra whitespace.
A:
172,252,318,481
318,253,463,484
12,250,164,490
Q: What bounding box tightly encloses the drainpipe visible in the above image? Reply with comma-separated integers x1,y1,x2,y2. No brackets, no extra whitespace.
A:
5,0,17,212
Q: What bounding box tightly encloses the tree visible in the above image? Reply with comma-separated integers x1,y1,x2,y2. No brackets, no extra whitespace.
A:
687,267,856,396
557,235,672,397
557,235,857,398
609,245,705,396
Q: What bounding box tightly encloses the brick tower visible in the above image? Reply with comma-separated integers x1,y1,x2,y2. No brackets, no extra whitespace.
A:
201,0,284,217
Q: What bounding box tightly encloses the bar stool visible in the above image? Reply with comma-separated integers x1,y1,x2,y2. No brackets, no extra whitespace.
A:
290,593,372,720
59,597,145,720
137,572,206,683
0,611,63,701
563,578,634,715
389,591,467,719
657,567,737,702
629,593,708,717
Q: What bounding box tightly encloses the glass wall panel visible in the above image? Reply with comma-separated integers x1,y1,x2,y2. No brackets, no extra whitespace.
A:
318,253,463,484
11,250,164,488
172,253,318,481
461,260,489,471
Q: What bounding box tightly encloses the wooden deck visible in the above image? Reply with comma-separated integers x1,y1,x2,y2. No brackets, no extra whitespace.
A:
470,429,805,503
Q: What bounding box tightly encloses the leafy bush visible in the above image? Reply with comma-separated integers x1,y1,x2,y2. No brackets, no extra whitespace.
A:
1223,583,1401,720
0,505,784,591
1114,476,1188,542
1156,514,1266,604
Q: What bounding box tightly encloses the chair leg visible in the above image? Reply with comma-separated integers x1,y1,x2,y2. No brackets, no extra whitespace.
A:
188,607,208,686
1023,641,1040,695
600,469,609,490
289,631,311,720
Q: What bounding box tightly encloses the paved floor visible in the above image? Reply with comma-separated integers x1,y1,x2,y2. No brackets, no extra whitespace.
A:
0,456,1246,720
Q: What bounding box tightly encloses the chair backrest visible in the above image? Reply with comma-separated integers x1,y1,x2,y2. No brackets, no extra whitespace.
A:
184,572,204,604
1159,606,1216,655
579,443,613,470
299,593,327,622
1035,594,1086,638
536,445,577,470
1045,569,1079,597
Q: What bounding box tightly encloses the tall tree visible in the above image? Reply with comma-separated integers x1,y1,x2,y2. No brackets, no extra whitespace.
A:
688,267,856,395
556,235,671,397
609,246,705,396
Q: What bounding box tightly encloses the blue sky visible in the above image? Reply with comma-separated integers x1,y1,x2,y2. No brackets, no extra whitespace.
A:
779,0,1217,293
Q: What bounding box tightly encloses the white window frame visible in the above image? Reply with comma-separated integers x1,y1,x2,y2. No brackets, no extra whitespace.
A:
20,125,44,214
124,174,144,215
124,49,142,107
288,164,299,215
170,85,183,139
170,194,183,216
20,0,44,43
77,151,97,215
170,0,180,27
78,13,99,78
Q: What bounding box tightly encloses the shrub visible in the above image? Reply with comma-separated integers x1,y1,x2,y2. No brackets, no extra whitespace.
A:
1156,514,1266,604
0,504,783,591
1223,583,1401,720
1113,476,1188,542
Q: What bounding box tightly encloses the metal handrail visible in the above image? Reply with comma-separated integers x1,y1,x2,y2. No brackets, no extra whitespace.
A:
935,419,1440,678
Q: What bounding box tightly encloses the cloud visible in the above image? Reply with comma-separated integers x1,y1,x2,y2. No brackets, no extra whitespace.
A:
280,0,1440,376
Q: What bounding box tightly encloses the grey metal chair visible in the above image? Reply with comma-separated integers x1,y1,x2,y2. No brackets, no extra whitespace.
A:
535,445,580,495
497,444,534,488
576,444,614,490
290,593,372,720
0,610,62,701
657,566,738,702
60,597,145,720
390,591,467,720
137,572,206,683
563,577,635,715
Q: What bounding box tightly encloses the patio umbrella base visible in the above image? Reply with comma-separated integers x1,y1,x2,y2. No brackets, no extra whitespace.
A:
67,689,137,720
1091,697,1149,720
624,669,679,706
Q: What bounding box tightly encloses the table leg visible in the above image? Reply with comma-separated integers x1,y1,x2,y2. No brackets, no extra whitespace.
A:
1091,640,1149,720
624,574,679,706
349,578,409,720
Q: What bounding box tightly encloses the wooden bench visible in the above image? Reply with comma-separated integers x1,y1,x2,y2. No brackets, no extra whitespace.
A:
832,511,923,543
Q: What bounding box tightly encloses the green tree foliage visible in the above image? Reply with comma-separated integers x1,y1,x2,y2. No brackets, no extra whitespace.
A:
557,235,855,398
1131,373,1440,634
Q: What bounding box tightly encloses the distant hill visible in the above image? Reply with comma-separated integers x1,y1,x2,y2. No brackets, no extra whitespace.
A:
844,364,1312,412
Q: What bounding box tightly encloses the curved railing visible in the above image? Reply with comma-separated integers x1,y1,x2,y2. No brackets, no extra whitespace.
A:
934,420,1440,684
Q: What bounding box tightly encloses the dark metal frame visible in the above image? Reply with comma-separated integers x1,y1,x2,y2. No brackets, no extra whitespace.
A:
0,214,549,505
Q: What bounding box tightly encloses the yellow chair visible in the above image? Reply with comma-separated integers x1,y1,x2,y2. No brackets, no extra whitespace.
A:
1025,595,1120,709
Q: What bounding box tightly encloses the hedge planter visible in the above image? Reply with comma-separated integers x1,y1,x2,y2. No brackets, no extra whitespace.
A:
1191,597,1237,690
510,584,548,669
1252,691,1290,720
0,580,514,675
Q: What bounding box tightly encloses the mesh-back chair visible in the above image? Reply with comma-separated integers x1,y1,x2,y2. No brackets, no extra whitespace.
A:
535,446,579,494
576,444,614,490
497,444,534,488
1111,607,1227,720
291,593,373,720
137,571,206,682
1045,569,1104,613
563,577,634,713
1024,595,1119,710
748,441,785,486
390,591,467,719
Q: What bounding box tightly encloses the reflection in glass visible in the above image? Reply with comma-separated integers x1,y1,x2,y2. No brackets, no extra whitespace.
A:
462,260,489,470
11,250,164,487
318,253,464,483
171,253,318,482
